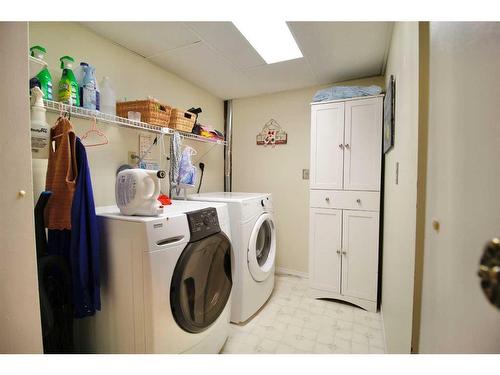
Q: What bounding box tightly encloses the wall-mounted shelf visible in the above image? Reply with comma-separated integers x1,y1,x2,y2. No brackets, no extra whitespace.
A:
41,100,227,146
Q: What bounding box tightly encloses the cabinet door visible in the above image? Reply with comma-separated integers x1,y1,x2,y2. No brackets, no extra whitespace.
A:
310,102,344,189
309,208,342,293
341,210,379,301
343,98,383,191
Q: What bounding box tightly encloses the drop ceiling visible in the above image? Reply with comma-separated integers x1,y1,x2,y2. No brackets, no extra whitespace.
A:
83,22,393,100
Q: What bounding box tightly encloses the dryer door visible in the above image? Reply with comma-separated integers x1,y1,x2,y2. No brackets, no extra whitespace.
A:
247,213,276,282
170,232,232,333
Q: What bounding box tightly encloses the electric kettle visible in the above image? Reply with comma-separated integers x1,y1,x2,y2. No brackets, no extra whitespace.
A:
115,169,166,216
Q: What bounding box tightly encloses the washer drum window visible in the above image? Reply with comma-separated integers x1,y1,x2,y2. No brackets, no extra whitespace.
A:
170,233,232,333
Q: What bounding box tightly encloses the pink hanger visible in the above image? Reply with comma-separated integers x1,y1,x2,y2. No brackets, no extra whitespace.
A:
81,117,109,147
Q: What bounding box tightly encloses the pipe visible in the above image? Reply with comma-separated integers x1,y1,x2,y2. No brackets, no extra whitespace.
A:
224,100,233,192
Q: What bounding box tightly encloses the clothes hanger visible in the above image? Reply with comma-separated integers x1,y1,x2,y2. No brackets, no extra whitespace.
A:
183,145,197,155
81,116,109,147
52,114,72,140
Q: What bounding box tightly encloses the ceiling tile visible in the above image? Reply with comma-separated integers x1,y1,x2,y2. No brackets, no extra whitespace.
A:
149,42,261,99
244,58,320,95
288,22,392,83
82,22,200,58
184,22,266,69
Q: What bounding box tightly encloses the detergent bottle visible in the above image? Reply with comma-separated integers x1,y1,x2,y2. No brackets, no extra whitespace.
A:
58,56,80,106
99,76,115,115
75,62,87,106
81,63,97,110
30,86,50,159
30,45,53,100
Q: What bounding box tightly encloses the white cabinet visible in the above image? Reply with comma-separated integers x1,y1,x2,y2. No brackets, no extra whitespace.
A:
341,210,379,301
310,102,344,189
310,96,382,191
309,95,383,312
309,208,342,293
344,98,383,191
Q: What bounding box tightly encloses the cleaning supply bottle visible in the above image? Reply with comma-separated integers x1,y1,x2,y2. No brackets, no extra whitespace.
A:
58,56,80,106
81,63,97,110
30,86,50,159
95,75,100,111
75,62,87,106
30,45,53,100
99,76,115,115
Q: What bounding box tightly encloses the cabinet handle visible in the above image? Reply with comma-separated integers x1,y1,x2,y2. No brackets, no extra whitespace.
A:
342,250,347,255
336,249,341,255
325,197,330,202
356,198,361,204
338,144,344,149
344,144,350,149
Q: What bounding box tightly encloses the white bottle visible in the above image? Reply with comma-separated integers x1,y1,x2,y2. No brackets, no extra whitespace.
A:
99,76,116,116
30,86,50,159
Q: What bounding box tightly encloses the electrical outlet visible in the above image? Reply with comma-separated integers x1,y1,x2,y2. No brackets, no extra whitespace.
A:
128,151,139,166
302,169,310,180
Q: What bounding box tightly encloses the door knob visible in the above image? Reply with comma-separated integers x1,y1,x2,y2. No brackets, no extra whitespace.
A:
478,238,500,309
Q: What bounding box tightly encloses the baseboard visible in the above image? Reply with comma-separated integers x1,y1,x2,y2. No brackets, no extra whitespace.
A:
275,267,309,279
380,307,388,354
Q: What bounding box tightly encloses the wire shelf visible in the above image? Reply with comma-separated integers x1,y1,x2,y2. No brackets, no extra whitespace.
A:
42,100,227,145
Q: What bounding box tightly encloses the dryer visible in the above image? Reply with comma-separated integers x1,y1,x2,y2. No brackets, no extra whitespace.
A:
188,192,276,323
75,201,233,353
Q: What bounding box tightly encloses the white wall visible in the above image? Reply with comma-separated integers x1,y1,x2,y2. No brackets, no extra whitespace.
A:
419,22,500,353
380,22,420,353
232,76,384,274
0,22,43,353
29,22,225,206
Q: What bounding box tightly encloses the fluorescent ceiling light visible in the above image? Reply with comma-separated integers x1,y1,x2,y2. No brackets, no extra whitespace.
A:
233,21,303,64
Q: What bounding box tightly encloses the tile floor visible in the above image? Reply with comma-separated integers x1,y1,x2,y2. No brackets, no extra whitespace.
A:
221,274,386,354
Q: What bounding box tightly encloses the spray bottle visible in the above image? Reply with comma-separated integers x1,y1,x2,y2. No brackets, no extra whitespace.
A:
81,63,97,110
30,45,53,100
30,86,50,159
58,56,80,106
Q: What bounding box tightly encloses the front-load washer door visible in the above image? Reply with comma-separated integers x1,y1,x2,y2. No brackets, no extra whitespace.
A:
247,213,276,282
170,233,232,333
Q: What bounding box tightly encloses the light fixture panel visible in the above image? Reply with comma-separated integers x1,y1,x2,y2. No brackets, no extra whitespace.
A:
233,21,303,64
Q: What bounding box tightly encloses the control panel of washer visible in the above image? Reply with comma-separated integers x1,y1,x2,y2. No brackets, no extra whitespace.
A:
186,208,221,242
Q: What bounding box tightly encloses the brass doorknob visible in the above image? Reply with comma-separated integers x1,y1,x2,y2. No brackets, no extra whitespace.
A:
478,238,500,309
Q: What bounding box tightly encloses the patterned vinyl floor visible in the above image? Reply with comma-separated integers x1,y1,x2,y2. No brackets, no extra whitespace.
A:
221,274,386,354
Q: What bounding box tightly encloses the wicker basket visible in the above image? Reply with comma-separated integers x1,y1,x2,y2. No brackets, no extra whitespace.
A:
116,99,172,127
169,109,197,132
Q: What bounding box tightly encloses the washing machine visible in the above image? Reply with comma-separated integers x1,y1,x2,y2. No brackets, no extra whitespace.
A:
75,200,233,353
188,192,276,323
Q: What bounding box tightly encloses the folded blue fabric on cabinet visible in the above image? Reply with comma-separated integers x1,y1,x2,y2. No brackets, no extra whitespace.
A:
312,85,382,103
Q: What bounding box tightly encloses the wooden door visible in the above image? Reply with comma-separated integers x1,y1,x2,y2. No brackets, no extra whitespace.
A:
341,210,379,301
309,208,342,293
0,22,43,353
310,102,345,190
343,97,382,191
